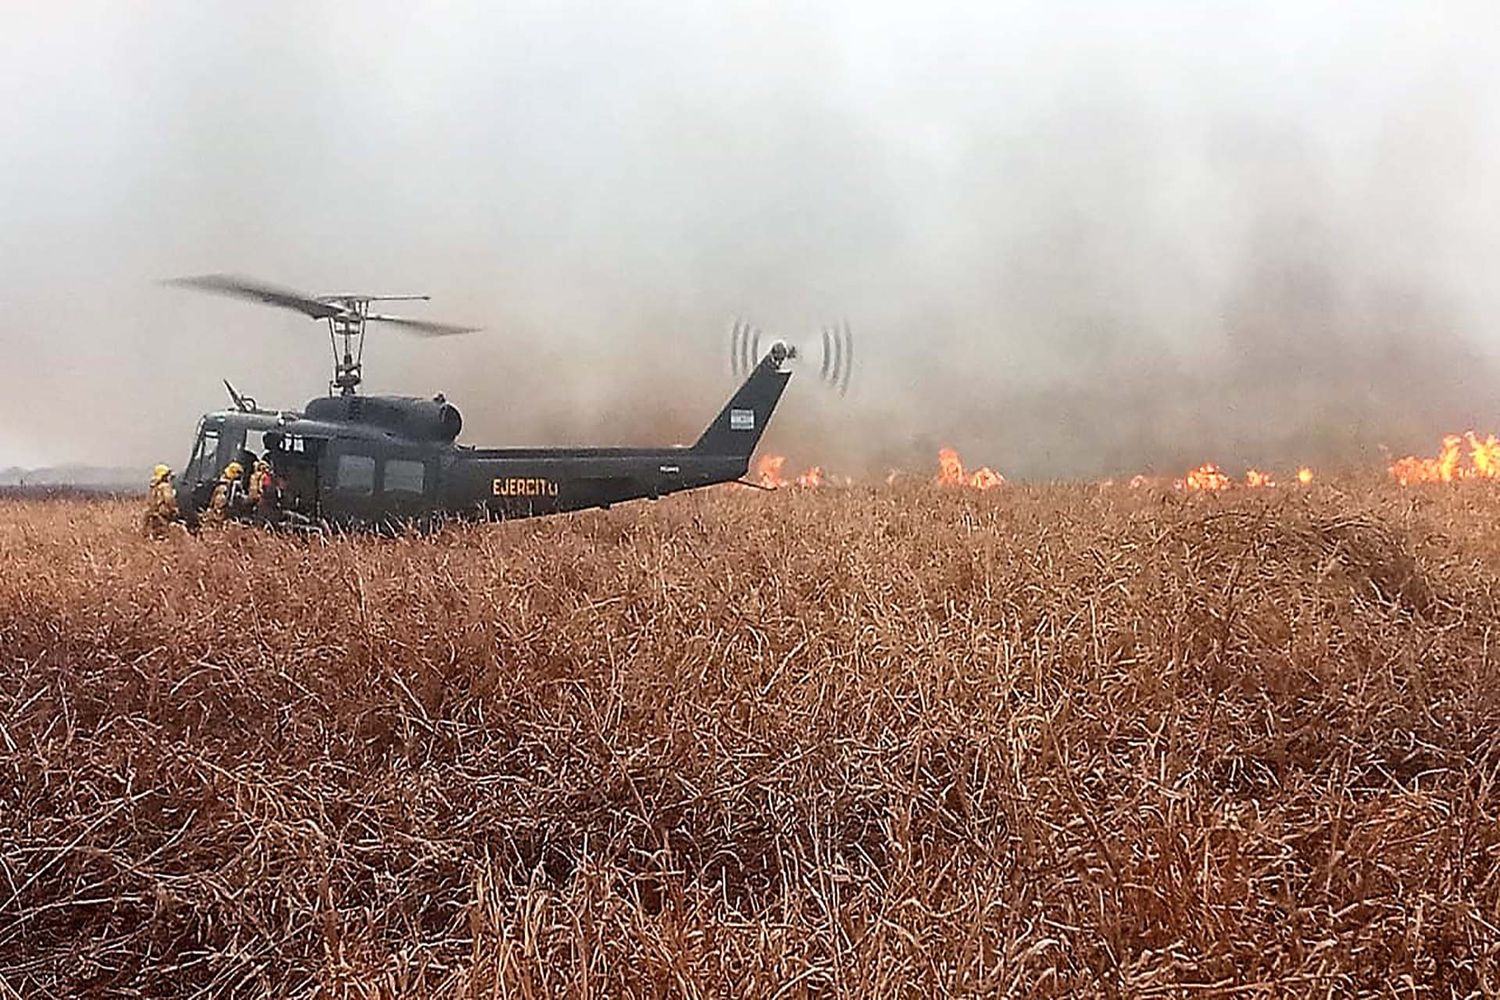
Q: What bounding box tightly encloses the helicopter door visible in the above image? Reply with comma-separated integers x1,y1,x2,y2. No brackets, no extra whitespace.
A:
267,433,323,520
231,427,267,474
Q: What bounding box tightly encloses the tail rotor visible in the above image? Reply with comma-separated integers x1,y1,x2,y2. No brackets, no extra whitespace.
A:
819,320,853,396
731,320,763,379
731,318,855,394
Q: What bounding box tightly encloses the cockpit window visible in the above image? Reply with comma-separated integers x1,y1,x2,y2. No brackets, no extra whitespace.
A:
189,426,220,476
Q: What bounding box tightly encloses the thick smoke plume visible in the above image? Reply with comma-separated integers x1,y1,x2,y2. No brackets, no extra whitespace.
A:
2,3,1498,478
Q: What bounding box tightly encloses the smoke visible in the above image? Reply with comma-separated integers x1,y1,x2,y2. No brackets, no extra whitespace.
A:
3,1,1499,478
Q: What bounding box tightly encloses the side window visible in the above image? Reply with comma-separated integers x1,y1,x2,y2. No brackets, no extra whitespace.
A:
383,459,426,495
336,453,376,494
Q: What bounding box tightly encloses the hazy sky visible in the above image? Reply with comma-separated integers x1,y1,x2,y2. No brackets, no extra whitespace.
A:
3,1,1498,476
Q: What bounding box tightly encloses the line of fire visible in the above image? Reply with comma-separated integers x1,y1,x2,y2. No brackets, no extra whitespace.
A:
751,432,1500,492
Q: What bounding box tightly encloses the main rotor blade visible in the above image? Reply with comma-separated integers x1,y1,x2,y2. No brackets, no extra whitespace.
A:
365,314,479,337
165,274,345,320
318,293,431,304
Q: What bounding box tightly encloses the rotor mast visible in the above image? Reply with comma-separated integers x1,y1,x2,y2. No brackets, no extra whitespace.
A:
323,294,431,396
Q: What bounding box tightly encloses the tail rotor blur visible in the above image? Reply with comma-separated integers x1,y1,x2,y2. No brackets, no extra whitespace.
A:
819,320,853,395
732,319,854,394
730,320,763,379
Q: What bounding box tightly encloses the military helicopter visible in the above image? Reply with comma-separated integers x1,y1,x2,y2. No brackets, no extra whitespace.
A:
166,275,853,531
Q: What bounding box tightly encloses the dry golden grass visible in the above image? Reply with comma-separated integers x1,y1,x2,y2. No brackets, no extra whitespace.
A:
1,483,1498,997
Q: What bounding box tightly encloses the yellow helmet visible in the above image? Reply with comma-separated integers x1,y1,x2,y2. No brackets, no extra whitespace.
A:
152,464,171,482
224,462,243,480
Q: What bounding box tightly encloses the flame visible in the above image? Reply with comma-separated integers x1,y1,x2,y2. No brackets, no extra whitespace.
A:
936,448,966,485
1177,463,1231,492
753,454,826,489
1385,433,1500,484
755,454,787,489
1396,434,1461,483
969,466,1005,489
795,465,824,489
751,453,1325,490
935,447,1005,490
1472,433,1500,477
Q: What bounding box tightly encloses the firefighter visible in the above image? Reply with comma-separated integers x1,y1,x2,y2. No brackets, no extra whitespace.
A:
246,458,271,506
247,457,280,521
142,464,178,539
200,461,243,530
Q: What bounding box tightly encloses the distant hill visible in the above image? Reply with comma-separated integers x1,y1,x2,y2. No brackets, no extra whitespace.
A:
0,464,144,489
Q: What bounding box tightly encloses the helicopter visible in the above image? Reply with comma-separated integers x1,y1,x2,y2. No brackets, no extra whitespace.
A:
165,275,852,531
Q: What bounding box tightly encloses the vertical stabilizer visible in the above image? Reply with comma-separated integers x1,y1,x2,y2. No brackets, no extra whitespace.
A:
693,343,792,461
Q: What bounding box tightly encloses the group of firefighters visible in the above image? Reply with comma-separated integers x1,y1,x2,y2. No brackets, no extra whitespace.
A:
142,457,278,538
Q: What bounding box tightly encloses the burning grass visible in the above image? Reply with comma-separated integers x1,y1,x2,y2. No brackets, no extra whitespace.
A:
1,484,1498,996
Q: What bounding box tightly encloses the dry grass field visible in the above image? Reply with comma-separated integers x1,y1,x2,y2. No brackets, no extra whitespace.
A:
2,483,1498,997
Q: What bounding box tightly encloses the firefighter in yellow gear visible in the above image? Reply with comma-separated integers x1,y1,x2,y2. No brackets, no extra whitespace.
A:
200,461,243,530
142,464,179,539
247,458,272,508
